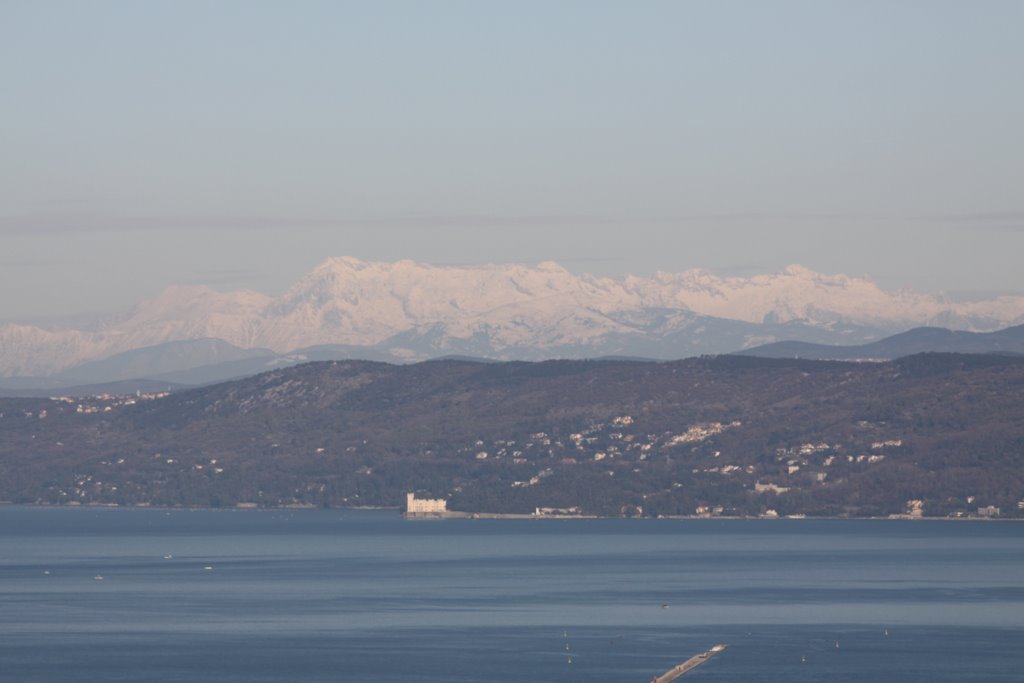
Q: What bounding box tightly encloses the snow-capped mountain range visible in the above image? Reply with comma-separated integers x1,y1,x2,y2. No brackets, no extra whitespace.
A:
3,257,1024,379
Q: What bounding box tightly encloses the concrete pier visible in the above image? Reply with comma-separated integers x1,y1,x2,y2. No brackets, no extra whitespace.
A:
649,644,728,683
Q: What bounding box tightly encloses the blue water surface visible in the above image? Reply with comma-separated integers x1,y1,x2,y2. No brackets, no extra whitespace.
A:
1,507,1021,682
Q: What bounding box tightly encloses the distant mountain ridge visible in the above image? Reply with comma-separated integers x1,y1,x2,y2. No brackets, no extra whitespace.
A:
0,322,1011,396
739,324,1024,360
55,338,275,384
2,257,1023,378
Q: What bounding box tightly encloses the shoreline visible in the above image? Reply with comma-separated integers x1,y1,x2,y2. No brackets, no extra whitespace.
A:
406,512,1021,522
1,501,1018,521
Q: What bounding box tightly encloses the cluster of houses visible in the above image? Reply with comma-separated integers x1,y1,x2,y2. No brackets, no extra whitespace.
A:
40,391,172,416
453,415,905,500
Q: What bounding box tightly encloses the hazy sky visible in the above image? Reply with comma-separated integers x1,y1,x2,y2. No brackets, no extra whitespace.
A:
2,1,1022,320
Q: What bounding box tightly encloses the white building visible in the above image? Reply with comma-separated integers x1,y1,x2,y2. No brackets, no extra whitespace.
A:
405,492,447,516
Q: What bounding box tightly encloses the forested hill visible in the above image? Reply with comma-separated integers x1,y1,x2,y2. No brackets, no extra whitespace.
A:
1,353,1022,518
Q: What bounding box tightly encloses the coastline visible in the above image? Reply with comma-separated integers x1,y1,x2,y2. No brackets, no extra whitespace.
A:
3,501,1016,521
405,511,1022,522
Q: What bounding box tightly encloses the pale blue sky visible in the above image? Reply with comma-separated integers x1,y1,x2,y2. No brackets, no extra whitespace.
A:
1,1,1022,320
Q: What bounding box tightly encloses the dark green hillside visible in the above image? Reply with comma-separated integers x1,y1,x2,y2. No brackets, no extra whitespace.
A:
1,354,1022,518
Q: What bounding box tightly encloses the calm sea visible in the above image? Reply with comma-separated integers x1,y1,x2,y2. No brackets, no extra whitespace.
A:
1,507,1021,682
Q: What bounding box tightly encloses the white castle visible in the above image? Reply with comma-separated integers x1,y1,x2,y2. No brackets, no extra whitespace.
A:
405,492,447,516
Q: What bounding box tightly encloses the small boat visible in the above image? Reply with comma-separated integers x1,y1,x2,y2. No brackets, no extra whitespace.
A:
94,575,104,581
203,566,213,571
163,554,173,560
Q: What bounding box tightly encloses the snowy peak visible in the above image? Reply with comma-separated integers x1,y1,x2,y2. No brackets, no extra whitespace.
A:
634,264,956,327
782,263,830,278
267,257,632,349
2,258,1024,378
